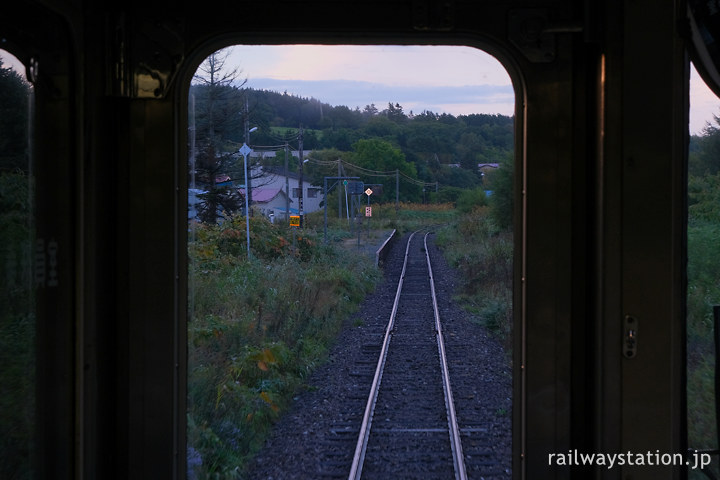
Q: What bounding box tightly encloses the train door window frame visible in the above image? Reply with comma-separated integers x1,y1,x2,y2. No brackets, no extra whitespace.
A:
181,42,521,479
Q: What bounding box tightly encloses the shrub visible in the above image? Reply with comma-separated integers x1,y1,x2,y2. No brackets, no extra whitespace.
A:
487,153,514,230
435,209,513,351
187,216,380,476
0,170,35,479
456,188,487,213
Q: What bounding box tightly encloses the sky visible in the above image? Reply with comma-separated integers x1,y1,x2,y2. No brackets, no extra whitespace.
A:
3,45,720,134
689,65,720,134
217,44,720,136
221,45,515,118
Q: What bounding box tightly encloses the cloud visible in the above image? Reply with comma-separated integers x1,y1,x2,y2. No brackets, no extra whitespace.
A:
225,46,720,134
691,64,720,134
229,45,512,87
0,50,26,77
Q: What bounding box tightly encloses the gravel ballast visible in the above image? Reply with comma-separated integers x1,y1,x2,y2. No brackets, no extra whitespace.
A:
244,232,513,479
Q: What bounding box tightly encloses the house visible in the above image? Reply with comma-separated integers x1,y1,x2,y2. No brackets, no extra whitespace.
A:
188,188,206,220
237,187,294,222
477,163,500,173
477,163,500,190
247,165,324,217
249,149,310,161
222,148,323,220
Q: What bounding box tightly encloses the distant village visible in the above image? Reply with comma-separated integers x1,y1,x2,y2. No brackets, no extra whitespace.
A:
189,147,500,223
189,149,322,223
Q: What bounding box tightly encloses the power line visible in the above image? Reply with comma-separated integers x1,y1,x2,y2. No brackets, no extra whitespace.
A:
268,130,301,143
249,144,288,150
341,162,397,176
302,156,439,187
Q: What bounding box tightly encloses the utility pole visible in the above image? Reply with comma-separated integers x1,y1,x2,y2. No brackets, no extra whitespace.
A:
396,168,399,213
338,158,342,219
323,176,360,244
189,94,196,191
298,124,304,227
285,141,290,222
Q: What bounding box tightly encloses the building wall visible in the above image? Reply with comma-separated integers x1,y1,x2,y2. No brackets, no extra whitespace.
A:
252,167,324,214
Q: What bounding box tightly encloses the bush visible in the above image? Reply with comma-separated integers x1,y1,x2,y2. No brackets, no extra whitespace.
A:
187,217,380,477
435,209,513,351
687,220,720,457
686,169,720,461
0,170,35,479
434,186,465,204
487,153,514,230
456,188,487,213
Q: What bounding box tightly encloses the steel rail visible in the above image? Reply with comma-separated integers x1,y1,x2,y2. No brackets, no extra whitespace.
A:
348,231,468,480
347,231,416,480
424,232,468,480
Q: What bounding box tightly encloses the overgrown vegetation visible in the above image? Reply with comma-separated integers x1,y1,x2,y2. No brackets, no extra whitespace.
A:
0,170,34,480
187,197,500,477
187,216,380,478
435,211,513,352
687,116,720,478
306,201,457,235
435,155,514,353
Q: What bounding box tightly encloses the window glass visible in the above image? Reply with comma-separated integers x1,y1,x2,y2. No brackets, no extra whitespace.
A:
186,45,514,478
687,62,720,478
0,49,36,479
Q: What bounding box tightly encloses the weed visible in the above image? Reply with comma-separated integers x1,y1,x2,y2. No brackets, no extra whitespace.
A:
187,216,380,476
435,211,513,353
186,203,514,476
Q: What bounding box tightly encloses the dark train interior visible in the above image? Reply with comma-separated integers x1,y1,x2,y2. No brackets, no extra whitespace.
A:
2,0,719,478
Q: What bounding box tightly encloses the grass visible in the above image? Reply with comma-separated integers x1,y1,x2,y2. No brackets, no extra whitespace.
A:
686,170,720,477
305,201,457,235
187,215,381,478
435,206,513,353
687,220,720,477
186,200,516,478
0,170,35,480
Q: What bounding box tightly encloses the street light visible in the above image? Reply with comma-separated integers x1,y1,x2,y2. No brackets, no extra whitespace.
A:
245,124,257,204
246,125,258,205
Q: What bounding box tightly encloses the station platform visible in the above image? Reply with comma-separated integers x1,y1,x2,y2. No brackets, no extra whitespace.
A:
341,228,397,266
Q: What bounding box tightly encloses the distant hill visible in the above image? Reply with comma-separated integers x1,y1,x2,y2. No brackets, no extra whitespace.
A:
190,84,514,193
243,87,513,157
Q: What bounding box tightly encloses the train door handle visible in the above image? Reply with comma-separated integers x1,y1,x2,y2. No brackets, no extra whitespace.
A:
624,315,638,359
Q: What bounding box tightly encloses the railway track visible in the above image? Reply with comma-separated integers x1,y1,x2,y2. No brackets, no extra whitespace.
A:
245,230,511,480
345,230,462,479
